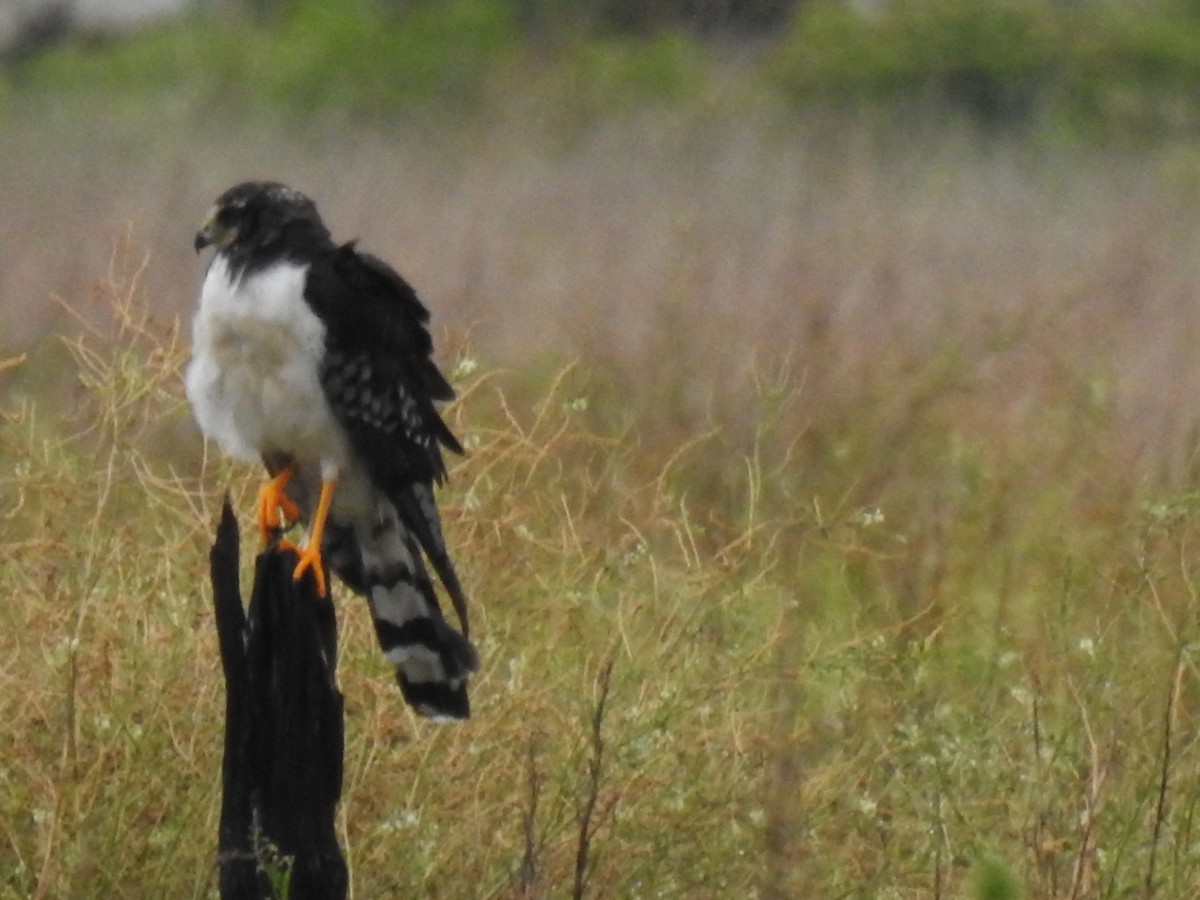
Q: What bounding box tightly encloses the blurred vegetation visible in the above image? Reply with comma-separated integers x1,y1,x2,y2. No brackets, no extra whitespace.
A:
773,0,1200,133
13,0,1200,132
5,0,718,122
13,0,522,118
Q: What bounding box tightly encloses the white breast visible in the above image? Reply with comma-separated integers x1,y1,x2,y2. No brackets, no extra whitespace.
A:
185,257,351,470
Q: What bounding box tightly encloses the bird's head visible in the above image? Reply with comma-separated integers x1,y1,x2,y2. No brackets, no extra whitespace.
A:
194,181,330,259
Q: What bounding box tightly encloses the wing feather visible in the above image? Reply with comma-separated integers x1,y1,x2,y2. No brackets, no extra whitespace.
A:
304,243,470,634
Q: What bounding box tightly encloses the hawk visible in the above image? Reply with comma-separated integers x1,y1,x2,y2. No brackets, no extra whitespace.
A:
186,181,479,720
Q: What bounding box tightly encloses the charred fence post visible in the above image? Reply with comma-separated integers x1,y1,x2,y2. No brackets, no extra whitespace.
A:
210,497,348,900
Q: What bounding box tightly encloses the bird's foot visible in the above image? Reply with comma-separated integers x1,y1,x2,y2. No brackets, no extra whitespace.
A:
289,475,338,598
257,467,301,543
292,543,329,597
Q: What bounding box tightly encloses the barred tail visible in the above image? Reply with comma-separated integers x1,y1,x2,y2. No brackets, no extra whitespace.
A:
323,507,478,720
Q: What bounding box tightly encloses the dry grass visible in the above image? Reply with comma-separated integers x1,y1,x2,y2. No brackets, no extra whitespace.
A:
0,248,780,898
7,102,1200,897
8,101,1200,477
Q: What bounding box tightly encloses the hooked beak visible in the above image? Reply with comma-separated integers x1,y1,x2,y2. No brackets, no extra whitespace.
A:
194,207,231,253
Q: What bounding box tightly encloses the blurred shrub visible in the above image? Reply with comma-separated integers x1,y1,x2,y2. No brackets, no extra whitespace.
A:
1062,3,1200,133
259,0,519,113
13,0,730,121
772,0,1060,122
19,0,1200,132
771,0,1200,132
511,0,796,37
544,30,710,114
20,0,521,117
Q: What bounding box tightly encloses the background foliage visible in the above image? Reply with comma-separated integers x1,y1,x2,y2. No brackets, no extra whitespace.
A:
13,0,1200,131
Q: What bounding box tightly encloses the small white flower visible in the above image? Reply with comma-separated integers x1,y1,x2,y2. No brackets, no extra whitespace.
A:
507,656,525,691
379,810,421,833
1078,637,1096,658
451,356,478,379
858,507,885,527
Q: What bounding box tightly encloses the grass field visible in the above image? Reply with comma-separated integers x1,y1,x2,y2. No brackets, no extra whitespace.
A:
7,101,1200,897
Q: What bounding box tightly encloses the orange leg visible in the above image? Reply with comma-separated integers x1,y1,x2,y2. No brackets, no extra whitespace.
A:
292,477,337,597
257,465,302,543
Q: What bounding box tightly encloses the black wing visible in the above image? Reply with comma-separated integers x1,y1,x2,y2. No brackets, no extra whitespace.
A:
304,242,470,634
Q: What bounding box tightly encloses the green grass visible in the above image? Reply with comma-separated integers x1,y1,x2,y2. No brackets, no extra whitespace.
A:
6,195,1200,897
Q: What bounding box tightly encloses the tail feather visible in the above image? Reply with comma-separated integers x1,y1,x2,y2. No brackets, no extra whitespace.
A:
350,504,478,720
285,468,478,721
393,482,471,638
377,616,477,720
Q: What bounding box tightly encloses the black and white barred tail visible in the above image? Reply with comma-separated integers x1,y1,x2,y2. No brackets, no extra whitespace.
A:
322,506,479,720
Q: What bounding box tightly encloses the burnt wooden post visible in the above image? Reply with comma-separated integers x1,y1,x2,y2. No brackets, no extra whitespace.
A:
210,497,348,900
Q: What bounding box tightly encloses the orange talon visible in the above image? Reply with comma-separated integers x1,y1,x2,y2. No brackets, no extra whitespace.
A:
292,545,328,597
292,476,337,597
257,465,301,543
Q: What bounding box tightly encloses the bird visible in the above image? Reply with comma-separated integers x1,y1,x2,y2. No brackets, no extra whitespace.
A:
185,181,479,720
